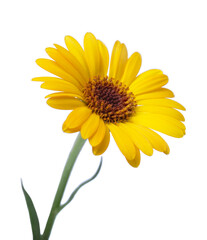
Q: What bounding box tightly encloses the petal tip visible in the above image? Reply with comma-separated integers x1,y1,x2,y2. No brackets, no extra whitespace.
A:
31,77,39,81
35,59,40,65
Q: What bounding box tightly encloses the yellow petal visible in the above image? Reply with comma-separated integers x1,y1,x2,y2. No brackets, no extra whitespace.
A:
37,77,83,97
108,123,136,161
131,125,170,154
98,40,109,77
130,71,168,95
136,105,185,121
131,112,185,138
54,44,90,81
126,148,141,168
47,97,85,110
32,77,52,82
121,52,142,86
62,125,80,134
81,113,100,139
84,33,100,78
62,107,91,132
109,41,128,80
36,59,82,90
120,123,153,156
32,76,80,90
134,77,168,95
135,88,174,101
138,98,186,111
45,92,83,100
89,119,107,147
64,35,90,77
92,128,110,155
131,69,163,86
109,41,120,78
45,47,86,87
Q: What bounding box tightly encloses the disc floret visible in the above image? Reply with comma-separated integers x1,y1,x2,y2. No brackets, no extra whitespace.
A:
83,77,137,123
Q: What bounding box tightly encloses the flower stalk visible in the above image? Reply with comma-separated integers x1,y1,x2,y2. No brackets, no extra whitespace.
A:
41,133,86,240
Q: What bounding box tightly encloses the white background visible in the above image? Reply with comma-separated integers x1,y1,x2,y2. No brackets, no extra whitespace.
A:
0,0,207,239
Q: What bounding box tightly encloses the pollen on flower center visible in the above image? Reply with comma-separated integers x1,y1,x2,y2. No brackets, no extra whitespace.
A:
83,77,137,123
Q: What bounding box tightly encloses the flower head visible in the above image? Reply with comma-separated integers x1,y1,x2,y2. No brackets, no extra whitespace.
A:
33,33,185,167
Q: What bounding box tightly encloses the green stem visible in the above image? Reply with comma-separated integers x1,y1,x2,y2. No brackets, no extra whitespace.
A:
41,133,86,240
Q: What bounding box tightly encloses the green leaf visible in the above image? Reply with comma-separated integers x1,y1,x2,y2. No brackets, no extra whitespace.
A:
21,180,41,240
58,157,103,212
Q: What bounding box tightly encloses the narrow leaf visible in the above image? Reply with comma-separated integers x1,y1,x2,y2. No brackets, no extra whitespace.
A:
21,180,41,240
59,157,103,212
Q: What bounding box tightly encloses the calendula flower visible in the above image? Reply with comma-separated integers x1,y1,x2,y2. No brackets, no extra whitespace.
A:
33,32,185,167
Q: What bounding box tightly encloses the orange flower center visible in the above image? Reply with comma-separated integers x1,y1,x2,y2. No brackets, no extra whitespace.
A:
83,77,137,123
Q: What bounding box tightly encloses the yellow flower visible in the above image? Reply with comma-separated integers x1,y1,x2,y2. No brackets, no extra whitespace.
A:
33,32,185,167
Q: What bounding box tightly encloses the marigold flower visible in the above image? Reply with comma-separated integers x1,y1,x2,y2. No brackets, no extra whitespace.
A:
33,32,185,167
